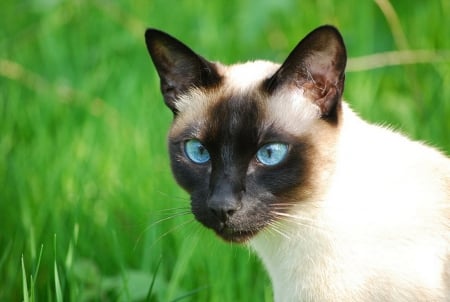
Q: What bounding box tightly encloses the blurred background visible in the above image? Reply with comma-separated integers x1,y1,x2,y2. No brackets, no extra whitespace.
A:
1,0,449,301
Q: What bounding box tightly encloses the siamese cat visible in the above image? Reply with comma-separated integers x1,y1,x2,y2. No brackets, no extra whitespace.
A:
144,25,450,301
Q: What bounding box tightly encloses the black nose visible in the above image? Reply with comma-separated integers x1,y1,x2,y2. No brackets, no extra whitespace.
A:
208,200,241,223
208,170,244,223
207,183,243,223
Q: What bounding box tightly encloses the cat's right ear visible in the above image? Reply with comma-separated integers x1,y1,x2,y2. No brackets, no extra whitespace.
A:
145,29,222,115
264,25,347,122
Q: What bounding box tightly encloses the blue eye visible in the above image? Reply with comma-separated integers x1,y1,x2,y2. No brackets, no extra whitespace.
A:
184,139,210,164
256,143,288,166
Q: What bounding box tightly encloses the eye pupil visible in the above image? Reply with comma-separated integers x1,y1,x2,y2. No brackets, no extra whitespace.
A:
184,139,210,164
256,143,288,166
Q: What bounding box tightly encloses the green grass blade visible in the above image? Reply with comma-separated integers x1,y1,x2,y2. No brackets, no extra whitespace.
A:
30,244,44,302
32,244,44,287
145,256,162,302
54,236,63,302
21,254,29,302
53,261,63,302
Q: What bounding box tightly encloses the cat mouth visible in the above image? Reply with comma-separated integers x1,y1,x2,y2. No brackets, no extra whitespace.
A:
215,225,261,243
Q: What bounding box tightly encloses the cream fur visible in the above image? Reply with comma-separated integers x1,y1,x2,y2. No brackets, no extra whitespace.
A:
251,102,450,301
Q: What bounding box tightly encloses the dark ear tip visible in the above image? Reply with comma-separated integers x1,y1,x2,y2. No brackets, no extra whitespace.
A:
312,25,344,40
145,28,175,54
314,25,340,32
318,24,340,32
145,28,153,38
145,28,163,42
310,24,347,63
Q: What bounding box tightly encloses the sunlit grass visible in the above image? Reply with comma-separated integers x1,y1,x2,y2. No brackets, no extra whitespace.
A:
1,1,449,301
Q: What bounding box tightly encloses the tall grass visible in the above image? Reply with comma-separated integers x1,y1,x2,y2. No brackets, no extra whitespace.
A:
1,1,449,301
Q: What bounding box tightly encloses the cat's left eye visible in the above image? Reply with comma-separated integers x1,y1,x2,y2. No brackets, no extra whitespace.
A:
184,139,210,164
256,143,288,166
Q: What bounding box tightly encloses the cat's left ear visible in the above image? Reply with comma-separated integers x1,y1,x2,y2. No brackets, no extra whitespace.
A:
145,29,221,115
265,25,347,120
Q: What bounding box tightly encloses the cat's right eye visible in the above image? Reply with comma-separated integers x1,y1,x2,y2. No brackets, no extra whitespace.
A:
184,139,210,164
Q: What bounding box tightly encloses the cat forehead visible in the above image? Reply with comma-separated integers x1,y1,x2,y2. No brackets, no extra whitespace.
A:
171,60,322,137
173,61,278,113
222,60,280,91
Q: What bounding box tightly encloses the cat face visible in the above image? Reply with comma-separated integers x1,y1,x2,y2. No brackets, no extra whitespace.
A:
145,26,346,242
167,87,316,242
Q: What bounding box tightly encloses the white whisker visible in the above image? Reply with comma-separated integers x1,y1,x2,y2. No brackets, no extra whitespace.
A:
148,218,196,248
149,210,191,226
270,209,331,236
134,205,192,250
267,220,291,240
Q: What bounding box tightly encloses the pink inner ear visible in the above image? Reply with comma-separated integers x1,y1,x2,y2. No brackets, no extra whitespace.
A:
300,59,343,117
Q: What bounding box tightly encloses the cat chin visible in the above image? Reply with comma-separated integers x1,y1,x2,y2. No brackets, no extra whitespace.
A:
215,230,255,243
213,225,262,243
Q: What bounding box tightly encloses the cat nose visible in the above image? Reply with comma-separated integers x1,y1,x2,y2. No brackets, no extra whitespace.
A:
208,198,242,223
207,177,243,222
207,184,242,222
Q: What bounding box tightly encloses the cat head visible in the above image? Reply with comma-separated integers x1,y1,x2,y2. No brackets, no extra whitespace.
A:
145,26,346,242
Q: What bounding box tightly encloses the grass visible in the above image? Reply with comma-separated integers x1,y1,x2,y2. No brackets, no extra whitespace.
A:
1,0,449,301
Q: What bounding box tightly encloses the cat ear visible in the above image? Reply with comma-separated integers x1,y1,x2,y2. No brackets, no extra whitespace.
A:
145,29,221,114
265,25,347,120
